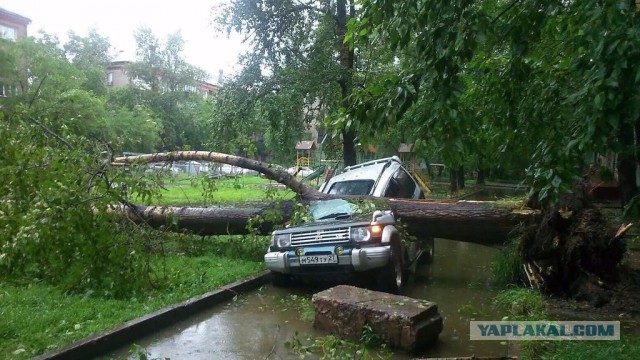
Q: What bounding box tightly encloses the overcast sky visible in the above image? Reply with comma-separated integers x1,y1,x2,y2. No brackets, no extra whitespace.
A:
3,0,247,82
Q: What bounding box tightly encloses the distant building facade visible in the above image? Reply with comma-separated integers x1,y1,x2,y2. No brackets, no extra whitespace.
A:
197,81,219,98
0,7,30,41
0,7,30,97
106,61,133,88
106,61,219,98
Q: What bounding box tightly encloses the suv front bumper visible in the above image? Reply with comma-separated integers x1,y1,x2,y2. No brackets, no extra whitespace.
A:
264,245,391,274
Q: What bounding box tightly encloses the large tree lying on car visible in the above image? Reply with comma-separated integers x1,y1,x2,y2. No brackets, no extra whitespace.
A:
114,151,632,302
113,151,537,246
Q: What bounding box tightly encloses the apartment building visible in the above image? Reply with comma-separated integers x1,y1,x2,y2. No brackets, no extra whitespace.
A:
106,61,219,98
0,7,30,41
0,7,31,97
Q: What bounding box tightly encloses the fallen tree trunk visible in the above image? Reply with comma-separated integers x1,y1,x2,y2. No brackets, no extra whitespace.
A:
388,199,539,246
114,151,328,200
115,203,285,236
117,200,539,246
112,151,540,245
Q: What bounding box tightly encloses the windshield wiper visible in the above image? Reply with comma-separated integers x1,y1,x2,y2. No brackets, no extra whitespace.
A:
317,212,351,220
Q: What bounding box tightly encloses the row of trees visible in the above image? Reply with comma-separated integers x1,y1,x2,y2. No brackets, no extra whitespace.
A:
212,0,537,190
215,0,640,206
341,0,640,206
0,28,214,154
5,1,635,206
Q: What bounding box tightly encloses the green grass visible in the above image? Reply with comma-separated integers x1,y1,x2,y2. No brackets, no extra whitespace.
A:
494,288,639,359
494,195,529,208
494,287,548,321
135,175,296,206
490,237,526,287
628,235,640,250
515,336,640,360
537,336,640,360
0,245,265,359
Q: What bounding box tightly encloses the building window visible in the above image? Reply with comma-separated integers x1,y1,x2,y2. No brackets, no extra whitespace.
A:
0,25,17,41
107,72,113,86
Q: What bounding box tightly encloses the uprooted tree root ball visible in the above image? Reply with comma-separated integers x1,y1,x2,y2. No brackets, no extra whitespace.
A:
519,182,628,306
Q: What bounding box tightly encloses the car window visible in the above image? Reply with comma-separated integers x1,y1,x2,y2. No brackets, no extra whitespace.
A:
399,168,417,198
385,168,416,198
384,178,401,197
328,180,374,195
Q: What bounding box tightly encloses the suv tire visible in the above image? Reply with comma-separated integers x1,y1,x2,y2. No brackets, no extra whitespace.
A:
374,247,406,294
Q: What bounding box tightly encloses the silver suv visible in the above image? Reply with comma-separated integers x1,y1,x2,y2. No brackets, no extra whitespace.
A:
319,156,424,199
264,157,432,293
264,199,410,293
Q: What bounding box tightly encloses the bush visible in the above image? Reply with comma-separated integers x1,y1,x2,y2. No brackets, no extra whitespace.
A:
0,108,155,297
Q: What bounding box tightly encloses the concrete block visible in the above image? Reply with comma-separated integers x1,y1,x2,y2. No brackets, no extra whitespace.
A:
312,285,443,352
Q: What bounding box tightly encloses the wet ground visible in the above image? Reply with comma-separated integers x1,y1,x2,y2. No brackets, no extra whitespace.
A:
546,248,640,336
108,239,512,359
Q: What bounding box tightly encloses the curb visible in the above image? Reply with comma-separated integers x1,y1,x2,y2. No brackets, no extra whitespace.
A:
34,270,271,360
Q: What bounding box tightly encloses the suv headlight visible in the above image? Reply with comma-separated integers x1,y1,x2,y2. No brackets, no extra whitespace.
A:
272,233,291,248
350,227,371,242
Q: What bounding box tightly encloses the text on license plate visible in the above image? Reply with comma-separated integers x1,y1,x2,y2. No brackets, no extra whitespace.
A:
299,255,338,265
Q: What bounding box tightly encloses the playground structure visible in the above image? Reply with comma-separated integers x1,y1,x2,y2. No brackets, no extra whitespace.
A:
292,140,327,182
295,140,316,168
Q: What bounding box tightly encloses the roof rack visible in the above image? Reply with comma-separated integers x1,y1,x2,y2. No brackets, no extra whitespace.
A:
342,156,402,172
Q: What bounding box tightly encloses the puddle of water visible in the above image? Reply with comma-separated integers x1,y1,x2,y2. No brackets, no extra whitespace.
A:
406,239,510,358
107,285,321,359
107,239,510,359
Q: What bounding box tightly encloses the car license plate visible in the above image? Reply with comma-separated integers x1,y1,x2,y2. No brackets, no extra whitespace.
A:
299,255,338,265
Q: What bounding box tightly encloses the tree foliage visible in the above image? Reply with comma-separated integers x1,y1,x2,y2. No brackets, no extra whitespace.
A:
214,0,362,165
114,28,212,151
0,105,153,297
0,32,188,296
341,0,640,203
64,29,113,96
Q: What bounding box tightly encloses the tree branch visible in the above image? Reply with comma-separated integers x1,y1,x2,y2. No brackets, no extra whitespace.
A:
492,0,520,24
28,117,73,150
113,151,330,200
28,74,48,109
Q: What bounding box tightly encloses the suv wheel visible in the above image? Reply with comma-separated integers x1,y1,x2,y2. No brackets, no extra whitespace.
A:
271,271,291,287
374,248,406,294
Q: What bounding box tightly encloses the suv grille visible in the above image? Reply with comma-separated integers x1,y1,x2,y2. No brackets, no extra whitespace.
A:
291,228,350,246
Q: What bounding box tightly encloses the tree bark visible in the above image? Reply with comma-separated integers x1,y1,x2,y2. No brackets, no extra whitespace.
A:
477,168,487,185
449,171,458,193
336,0,357,166
617,120,636,207
457,166,465,190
